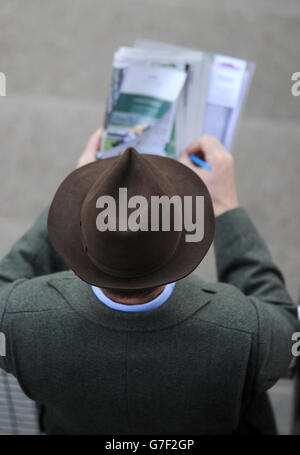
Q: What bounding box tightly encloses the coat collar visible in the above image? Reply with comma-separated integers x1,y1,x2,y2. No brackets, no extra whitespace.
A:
48,271,214,332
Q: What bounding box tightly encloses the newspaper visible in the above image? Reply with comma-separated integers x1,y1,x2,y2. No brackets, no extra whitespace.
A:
97,40,255,160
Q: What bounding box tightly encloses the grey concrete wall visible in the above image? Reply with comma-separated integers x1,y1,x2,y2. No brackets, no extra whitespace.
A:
0,0,299,434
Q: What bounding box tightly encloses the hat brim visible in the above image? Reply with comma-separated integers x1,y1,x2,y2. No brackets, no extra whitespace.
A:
48,154,215,289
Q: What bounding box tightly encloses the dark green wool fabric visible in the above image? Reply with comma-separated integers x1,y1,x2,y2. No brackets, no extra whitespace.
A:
0,208,299,434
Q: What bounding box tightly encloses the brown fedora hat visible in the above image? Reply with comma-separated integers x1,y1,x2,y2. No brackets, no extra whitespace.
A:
48,148,215,289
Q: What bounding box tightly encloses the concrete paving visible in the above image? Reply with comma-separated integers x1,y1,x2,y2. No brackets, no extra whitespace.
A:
0,0,299,434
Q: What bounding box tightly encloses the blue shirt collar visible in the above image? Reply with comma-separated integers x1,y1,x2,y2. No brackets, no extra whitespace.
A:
91,282,176,312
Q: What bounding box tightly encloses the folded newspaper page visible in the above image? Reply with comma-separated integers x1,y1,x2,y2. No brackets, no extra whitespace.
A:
97,40,255,160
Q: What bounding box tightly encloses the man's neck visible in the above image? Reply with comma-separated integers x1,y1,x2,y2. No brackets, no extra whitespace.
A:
101,286,165,306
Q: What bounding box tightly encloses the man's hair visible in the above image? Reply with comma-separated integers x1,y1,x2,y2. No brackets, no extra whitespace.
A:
102,286,160,301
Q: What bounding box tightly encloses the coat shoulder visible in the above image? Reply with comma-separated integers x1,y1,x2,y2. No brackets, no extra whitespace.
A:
3,270,78,314
181,273,259,335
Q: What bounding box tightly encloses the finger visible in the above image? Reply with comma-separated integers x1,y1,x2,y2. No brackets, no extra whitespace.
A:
85,127,103,153
179,149,193,167
180,150,212,177
180,146,212,169
185,135,223,161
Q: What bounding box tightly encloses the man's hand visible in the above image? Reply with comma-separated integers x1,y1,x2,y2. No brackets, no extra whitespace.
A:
76,127,103,168
180,135,239,217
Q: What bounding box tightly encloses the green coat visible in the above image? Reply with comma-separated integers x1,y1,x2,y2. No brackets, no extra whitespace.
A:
0,207,298,434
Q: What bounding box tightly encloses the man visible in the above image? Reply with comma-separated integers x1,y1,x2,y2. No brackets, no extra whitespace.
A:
0,129,298,434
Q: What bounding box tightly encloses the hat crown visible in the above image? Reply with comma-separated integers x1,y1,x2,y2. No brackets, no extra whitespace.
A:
80,148,182,278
